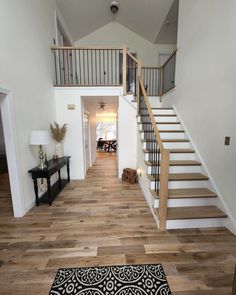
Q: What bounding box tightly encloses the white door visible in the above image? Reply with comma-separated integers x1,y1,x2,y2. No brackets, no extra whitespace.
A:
83,112,91,173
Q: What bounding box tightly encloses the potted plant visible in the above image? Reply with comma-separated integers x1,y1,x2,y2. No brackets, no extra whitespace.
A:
50,122,67,159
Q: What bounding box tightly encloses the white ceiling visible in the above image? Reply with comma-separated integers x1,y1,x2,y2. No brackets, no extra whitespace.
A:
56,0,174,43
155,0,179,44
82,96,118,115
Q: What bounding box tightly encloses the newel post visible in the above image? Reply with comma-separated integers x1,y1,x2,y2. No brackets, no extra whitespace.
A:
122,45,127,96
158,149,170,231
137,59,142,115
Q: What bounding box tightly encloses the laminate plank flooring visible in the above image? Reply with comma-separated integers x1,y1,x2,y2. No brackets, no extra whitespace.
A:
0,152,236,294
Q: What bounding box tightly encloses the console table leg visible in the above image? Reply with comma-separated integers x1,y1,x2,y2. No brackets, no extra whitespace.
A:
67,163,70,182
47,178,52,206
33,179,39,206
58,169,61,189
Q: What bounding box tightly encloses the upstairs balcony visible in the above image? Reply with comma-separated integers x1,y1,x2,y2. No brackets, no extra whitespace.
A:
51,46,177,98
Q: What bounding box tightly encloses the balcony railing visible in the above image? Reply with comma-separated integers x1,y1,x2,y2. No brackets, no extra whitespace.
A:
51,46,176,98
141,49,177,97
51,46,140,96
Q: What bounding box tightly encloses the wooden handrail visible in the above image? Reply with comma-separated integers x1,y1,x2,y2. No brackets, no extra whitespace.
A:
126,51,139,64
161,49,177,68
139,77,164,152
51,45,123,50
138,76,170,231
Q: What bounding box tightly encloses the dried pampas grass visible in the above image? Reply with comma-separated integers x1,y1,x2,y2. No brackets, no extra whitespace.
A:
50,122,67,143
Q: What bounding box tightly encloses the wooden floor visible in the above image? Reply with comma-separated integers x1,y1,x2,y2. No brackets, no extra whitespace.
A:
0,153,236,294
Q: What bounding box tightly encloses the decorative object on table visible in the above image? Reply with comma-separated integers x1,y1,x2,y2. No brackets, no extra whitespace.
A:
49,264,172,295
29,130,50,170
122,168,137,184
50,122,67,158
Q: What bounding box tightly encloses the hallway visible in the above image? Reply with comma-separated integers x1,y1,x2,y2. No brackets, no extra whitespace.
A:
0,153,236,294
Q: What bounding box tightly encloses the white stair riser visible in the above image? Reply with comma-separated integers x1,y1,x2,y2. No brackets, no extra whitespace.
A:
160,133,187,139
143,142,191,149
169,153,196,161
154,197,216,208
147,165,202,174
150,180,210,190
144,153,196,161
157,124,182,131
163,142,191,149
155,117,178,122
139,124,182,131
140,132,187,140
138,116,179,123
166,218,225,229
152,109,175,115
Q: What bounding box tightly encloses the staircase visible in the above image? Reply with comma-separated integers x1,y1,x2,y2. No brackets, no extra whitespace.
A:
138,106,227,230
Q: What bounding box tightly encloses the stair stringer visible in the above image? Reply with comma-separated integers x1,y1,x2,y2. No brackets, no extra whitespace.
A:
136,131,159,227
173,105,236,235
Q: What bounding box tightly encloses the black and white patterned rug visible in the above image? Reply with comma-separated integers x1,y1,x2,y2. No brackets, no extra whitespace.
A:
49,264,172,295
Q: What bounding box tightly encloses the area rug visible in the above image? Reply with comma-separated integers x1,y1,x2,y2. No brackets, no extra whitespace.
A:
49,264,172,295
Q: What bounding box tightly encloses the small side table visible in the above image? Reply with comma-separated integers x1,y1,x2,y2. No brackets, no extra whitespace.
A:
28,156,71,206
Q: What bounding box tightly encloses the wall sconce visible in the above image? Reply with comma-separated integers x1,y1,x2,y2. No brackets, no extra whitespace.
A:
29,130,50,169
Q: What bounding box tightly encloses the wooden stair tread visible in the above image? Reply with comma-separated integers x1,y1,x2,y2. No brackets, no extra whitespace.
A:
140,107,173,110
159,130,185,133
143,148,194,153
166,148,194,153
148,173,209,181
140,114,177,117
142,139,189,143
163,206,227,220
150,188,217,199
138,122,181,125
140,130,185,133
168,188,217,198
145,160,201,166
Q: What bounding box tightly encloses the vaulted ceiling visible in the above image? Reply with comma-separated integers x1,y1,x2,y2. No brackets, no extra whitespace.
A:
56,0,175,44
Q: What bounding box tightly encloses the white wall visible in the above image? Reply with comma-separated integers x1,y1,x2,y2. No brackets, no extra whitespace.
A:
76,22,176,66
0,0,71,215
117,95,137,177
164,0,236,224
0,112,5,154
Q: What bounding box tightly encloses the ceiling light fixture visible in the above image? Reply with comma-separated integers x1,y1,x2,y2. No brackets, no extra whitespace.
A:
110,1,119,15
99,102,106,110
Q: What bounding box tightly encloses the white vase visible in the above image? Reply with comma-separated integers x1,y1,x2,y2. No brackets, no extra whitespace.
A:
55,142,64,158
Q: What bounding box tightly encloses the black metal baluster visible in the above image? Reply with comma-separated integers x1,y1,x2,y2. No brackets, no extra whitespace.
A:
58,49,62,85
53,49,58,85
91,50,94,85
103,50,105,85
95,50,98,85
99,50,102,85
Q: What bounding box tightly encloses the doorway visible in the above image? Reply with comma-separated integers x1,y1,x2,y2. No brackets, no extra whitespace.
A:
0,89,23,217
83,112,91,173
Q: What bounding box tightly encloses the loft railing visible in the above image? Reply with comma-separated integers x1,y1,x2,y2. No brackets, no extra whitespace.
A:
162,49,177,95
141,67,161,96
51,46,123,87
51,45,176,100
51,45,140,97
138,77,170,231
141,49,177,97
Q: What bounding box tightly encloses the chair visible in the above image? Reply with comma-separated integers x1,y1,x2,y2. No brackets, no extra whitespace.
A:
97,138,104,151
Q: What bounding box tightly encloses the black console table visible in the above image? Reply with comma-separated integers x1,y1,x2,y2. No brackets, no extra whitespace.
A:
28,156,71,206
